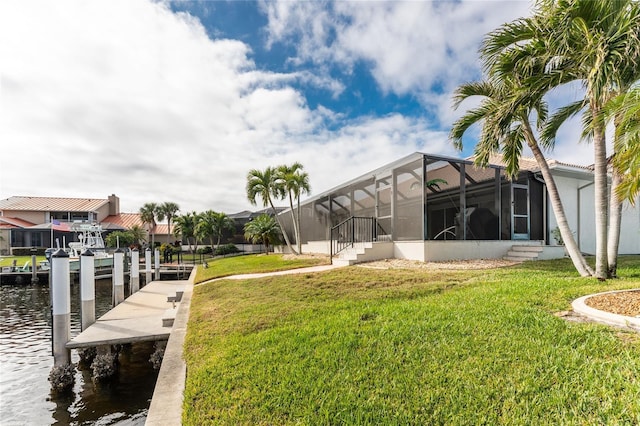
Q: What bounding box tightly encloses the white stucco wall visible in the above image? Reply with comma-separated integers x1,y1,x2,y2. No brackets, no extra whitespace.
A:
619,199,640,254
547,172,639,255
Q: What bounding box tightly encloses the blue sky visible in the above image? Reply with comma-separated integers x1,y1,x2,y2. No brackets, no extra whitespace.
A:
0,0,592,215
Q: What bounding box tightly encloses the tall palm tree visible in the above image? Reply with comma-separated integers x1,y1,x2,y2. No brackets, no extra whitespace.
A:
485,0,640,279
276,163,311,255
451,76,594,277
607,87,640,204
246,167,297,254
479,0,640,278
173,212,198,254
211,212,235,247
243,214,281,254
128,224,147,248
139,202,158,248
541,0,640,278
157,202,180,246
195,210,217,247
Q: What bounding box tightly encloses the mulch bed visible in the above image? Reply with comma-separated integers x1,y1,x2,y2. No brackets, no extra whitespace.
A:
585,290,640,317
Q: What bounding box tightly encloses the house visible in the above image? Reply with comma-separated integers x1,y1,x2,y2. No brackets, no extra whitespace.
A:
0,194,174,254
278,152,639,264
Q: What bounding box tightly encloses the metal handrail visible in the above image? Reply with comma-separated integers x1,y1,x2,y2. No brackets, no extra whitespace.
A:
330,216,378,262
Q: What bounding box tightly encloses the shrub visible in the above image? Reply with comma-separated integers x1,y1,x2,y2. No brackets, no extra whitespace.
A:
197,246,213,255
215,244,240,256
11,247,46,256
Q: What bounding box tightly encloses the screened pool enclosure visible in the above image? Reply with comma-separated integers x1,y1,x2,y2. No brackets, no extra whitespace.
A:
280,152,546,249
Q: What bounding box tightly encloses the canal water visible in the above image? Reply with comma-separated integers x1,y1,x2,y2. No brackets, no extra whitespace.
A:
0,279,160,425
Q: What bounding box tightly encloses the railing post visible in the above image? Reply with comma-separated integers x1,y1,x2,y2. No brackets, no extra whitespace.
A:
80,249,95,331
130,249,140,294
113,248,125,307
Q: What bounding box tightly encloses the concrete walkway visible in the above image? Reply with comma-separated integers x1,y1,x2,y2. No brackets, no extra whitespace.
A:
145,262,343,425
67,280,188,349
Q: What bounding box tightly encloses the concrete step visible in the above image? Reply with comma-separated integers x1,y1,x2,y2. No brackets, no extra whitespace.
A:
510,245,544,253
162,308,178,327
505,250,540,259
332,258,354,267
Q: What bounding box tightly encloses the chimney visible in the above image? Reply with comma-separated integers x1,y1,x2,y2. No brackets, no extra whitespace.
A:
108,194,120,216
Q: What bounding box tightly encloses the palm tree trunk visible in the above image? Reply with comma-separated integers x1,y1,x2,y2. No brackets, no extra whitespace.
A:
593,123,609,280
607,170,622,278
523,122,593,276
268,199,298,255
287,192,300,256
296,196,302,254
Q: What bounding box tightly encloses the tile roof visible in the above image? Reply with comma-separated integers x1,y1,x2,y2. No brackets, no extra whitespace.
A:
0,216,37,229
0,196,108,212
153,224,175,235
102,213,144,230
471,154,593,173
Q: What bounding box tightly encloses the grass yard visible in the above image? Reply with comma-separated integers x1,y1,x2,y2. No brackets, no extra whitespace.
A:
184,256,640,425
0,255,47,268
193,253,330,283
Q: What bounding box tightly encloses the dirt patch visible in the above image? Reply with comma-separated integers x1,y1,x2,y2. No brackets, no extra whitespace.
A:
584,290,640,317
357,258,519,270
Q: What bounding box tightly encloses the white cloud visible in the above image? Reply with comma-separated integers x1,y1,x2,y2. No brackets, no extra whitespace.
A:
1,0,594,220
0,0,459,216
261,0,533,120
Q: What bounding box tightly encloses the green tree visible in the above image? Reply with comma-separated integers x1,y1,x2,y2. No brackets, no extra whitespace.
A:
276,163,311,255
173,212,199,254
542,0,640,278
128,224,147,248
243,214,281,254
451,77,593,277
607,87,640,204
485,0,640,279
157,202,180,246
105,231,135,248
195,210,217,247
211,212,235,247
139,202,158,247
246,167,297,254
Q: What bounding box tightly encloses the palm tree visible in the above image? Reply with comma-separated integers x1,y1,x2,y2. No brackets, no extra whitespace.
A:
211,212,235,247
173,212,198,254
139,202,158,247
157,202,180,246
246,167,297,254
195,210,217,247
485,0,640,279
243,214,281,254
276,163,311,254
543,0,640,278
128,224,147,248
451,76,594,277
607,87,640,204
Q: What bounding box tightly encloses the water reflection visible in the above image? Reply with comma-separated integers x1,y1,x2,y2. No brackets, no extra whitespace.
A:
0,279,159,425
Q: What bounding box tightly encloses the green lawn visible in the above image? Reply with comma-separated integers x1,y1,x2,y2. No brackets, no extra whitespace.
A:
184,256,640,425
193,253,330,283
0,255,47,268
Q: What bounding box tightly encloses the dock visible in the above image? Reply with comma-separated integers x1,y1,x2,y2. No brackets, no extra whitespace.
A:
67,279,191,349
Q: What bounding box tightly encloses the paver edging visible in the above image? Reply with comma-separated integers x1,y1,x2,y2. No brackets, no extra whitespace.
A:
572,289,640,333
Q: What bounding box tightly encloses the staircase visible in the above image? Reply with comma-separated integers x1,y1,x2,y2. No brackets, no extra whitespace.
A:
332,241,394,266
503,244,546,262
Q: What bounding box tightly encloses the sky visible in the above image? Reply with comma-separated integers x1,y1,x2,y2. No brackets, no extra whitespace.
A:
0,0,593,216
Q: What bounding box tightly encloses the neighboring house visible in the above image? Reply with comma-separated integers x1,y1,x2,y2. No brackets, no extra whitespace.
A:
0,194,174,253
277,152,639,263
229,207,286,245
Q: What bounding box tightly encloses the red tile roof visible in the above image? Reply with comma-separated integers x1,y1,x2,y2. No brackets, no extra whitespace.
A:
0,196,108,212
101,213,173,235
102,213,144,229
0,216,37,229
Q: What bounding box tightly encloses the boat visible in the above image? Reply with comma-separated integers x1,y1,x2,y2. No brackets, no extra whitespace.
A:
67,223,114,271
